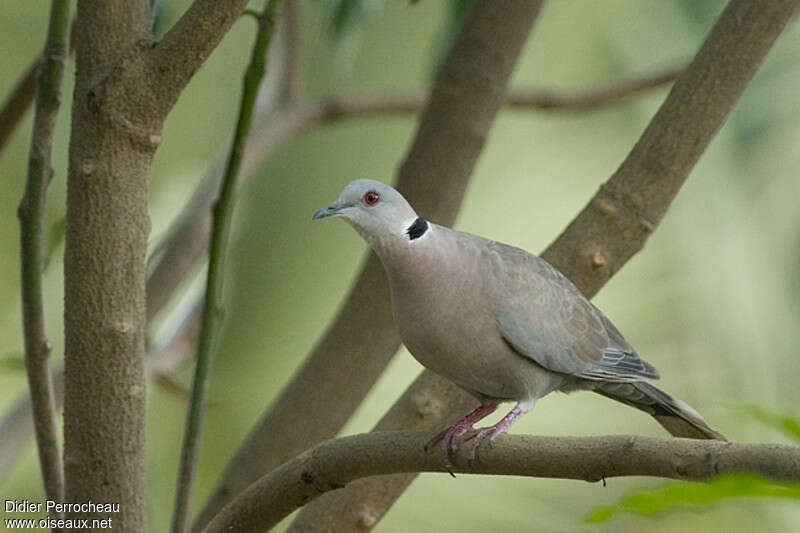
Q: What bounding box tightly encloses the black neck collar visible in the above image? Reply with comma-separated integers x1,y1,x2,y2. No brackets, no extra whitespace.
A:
406,217,428,240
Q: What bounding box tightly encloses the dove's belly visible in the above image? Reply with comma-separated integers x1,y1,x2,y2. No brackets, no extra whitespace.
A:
390,278,564,403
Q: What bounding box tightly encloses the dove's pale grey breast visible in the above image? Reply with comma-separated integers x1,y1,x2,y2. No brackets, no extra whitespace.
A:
373,222,657,405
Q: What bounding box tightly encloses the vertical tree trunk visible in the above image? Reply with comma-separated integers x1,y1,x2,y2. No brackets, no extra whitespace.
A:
63,2,154,530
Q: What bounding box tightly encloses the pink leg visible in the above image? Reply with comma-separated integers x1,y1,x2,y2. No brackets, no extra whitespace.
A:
462,404,528,459
426,400,535,470
425,403,498,470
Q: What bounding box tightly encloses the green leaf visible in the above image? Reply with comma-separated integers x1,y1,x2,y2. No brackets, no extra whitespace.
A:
586,474,800,524
742,404,800,444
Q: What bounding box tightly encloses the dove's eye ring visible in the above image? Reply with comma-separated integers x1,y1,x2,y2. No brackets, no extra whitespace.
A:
363,191,380,206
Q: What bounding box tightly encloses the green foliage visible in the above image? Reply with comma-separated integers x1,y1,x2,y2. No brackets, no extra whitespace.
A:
742,404,800,444
587,474,800,524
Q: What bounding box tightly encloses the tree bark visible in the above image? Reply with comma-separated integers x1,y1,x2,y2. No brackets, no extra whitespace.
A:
192,1,545,528
64,4,155,529
63,0,254,530
287,0,800,530
203,431,800,533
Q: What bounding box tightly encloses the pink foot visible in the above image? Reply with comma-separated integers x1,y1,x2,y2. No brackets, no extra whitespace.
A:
462,405,524,460
425,403,498,471
425,403,529,471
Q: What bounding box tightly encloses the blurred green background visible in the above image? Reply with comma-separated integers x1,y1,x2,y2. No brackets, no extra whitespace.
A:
1,1,799,531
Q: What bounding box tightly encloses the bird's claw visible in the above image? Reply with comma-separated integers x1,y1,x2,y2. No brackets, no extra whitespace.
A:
426,423,507,472
462,427,501,461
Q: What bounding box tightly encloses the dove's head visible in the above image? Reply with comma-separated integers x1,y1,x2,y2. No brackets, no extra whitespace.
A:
313,179,426,245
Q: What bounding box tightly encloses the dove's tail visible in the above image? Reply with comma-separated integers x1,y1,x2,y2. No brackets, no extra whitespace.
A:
594,381,726,441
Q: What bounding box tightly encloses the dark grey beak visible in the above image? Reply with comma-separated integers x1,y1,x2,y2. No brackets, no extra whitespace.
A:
312,202,348,220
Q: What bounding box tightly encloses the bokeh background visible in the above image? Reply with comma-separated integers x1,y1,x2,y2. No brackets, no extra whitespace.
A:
1,1,799,531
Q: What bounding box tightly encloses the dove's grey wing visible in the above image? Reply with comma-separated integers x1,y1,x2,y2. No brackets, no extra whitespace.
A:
486,241,659,382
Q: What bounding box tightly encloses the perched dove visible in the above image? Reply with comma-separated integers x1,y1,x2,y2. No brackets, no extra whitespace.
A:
313,179,725,463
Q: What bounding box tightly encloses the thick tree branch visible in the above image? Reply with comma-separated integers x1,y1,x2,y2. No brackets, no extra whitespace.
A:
63,2,155,530
171,3,281,531
192,1,545,528
63,0,261,529
288,0,800,530
546,0,800,294
202,431,800,533
148,0,251,114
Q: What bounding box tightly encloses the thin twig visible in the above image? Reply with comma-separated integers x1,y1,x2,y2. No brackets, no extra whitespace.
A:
201,431,800,533
506,65,682,110
318,66,684,117
170,2,282,532
17,0,71,510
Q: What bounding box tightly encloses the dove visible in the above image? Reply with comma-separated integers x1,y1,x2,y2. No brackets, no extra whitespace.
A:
313,179,725,464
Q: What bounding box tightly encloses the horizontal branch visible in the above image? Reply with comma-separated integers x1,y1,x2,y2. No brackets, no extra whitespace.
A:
319,65,683,117
202,431,800,533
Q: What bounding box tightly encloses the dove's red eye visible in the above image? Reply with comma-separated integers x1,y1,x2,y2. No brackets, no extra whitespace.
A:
363,191,380,206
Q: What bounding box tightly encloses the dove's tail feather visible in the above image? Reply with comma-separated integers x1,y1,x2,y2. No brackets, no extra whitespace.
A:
594,381,726,441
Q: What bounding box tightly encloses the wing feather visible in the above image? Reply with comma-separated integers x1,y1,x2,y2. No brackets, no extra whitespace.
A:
486,241,659,382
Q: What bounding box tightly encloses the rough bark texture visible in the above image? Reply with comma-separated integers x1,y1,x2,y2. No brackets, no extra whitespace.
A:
64,4,155,530
63,0,252,530
287,0,800,530
202,431,800,533
192,1,545,528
